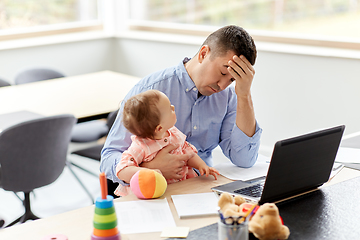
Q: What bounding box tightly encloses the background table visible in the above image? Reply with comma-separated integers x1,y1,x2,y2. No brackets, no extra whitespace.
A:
0,71,140,122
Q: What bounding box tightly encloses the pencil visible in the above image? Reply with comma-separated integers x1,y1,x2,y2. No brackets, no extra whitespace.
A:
238,204,257,224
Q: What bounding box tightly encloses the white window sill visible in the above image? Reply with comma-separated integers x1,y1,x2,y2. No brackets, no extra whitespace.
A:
0,31,113,51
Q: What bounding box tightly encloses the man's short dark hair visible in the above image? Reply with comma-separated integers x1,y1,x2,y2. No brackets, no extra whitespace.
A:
202,25,257,65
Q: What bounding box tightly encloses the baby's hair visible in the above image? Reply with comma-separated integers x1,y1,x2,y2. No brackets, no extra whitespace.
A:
122,89,161,139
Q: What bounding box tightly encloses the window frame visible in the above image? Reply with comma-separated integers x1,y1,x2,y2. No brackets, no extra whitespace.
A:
2,0,360,52
0,21,103,42
128,20,360,51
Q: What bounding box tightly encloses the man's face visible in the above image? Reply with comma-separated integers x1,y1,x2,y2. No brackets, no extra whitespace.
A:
193,48,236,96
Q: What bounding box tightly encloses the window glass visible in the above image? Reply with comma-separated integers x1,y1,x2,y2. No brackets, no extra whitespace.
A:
129,0,360,39
0,0,99,30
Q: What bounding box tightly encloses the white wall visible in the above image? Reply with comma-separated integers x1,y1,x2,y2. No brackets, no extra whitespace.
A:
0,37,115,83
113,36,200,78
253,51,360,154
2,33,360,156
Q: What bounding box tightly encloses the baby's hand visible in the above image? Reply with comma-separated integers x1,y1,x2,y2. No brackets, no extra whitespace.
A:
208,167,220,180
199,166,220,180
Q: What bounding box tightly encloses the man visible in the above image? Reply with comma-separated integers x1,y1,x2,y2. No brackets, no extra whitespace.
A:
100,25,262,192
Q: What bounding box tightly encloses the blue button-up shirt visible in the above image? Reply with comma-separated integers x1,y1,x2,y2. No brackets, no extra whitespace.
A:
100,58,262,183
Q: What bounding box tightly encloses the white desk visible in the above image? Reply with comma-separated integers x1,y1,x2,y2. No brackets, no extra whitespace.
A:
0,71,140,121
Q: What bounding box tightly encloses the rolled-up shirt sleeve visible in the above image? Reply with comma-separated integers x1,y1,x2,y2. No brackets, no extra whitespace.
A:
227,122,262,167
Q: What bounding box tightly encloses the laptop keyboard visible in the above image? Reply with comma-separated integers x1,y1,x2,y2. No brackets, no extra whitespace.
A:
234,182,264,198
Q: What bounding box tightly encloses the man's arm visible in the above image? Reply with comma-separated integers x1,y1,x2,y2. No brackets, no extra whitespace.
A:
140,144,194,179
215,54,261,168
227,55,256,137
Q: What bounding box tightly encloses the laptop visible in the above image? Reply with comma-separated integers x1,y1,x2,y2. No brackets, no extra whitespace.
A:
212,125,345,204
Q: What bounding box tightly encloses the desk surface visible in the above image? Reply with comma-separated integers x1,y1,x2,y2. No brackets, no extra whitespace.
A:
0,168,359,240
0,71,139,120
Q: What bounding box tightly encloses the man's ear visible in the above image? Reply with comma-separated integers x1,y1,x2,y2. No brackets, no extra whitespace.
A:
198,45,210,63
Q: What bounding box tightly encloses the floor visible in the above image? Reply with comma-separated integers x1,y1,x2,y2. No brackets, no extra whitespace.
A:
0,144,228,228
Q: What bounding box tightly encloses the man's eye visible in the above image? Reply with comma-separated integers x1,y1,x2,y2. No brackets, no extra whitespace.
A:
221,72,226,76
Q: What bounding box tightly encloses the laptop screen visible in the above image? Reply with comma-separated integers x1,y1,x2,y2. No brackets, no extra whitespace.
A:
259,125,345,204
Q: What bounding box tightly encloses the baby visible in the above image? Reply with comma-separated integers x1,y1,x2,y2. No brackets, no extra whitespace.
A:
114,89,219,196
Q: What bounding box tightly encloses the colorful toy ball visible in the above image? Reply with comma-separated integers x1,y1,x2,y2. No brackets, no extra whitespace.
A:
130,169,167,199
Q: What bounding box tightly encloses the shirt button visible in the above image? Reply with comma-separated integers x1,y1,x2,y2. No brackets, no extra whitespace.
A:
193,88,197,91
186,88,189,92
130,157,134,161
164,139,168,142
193,126,197,130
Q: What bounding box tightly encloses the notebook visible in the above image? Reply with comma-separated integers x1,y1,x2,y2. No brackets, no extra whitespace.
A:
212,125,345,204
171,192,219,218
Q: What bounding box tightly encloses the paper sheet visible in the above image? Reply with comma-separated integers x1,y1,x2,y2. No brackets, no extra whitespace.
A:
115,198,176,234
214,154,270,181
171,192,219,219
335,147,360,164
160,227,190,238
329,163,344,180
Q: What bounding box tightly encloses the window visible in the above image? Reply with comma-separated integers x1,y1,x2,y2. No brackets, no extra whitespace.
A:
128,0,360,49
0,0,102,40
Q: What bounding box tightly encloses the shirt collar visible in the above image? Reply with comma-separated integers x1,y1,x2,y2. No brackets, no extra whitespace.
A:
176,58,198,94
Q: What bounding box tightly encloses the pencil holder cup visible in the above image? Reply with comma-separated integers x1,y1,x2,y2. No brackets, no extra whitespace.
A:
218,220,249,240
91,195,121,240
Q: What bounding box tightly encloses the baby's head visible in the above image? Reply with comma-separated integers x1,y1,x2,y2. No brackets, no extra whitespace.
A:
122,90,176,139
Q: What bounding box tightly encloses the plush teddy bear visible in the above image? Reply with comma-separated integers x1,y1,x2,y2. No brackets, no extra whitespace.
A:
218,193,290,240
248,203,290,240
217,192,246,218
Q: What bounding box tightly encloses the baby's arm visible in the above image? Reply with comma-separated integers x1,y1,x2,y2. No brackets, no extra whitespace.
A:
116,146,161,183
187,154,219,180
117,166,148,183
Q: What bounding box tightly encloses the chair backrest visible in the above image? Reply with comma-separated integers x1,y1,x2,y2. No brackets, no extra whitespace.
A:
0,114,76,192
0,78,11,87
14,68,65,85
106,109,119,129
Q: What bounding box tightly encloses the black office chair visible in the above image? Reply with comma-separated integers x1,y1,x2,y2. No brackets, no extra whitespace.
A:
12,67,108,195
0,77,11,87
0,115,77,227
71,110,119,175
71,110,119,197
70,119,109,143
14,68,65,85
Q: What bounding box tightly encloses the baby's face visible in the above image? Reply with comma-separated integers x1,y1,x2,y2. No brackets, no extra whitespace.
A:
157,92,177,131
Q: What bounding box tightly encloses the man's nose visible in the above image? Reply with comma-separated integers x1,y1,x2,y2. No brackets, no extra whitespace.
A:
217,80,228,91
